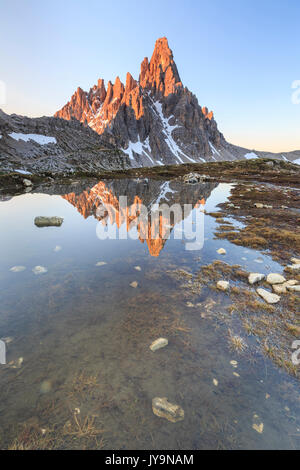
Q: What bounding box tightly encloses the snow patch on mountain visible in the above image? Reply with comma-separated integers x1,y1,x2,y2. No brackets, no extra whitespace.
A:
9,133,57,145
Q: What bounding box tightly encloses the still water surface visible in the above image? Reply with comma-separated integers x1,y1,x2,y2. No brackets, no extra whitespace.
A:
0,178,299,449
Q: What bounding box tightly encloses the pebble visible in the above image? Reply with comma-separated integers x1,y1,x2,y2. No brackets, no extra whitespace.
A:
32,266,48,275
150,338,168,352
10,266,26,273
130,281,138,288
248,273,265,285
213,378,218,387
95,261,107,266
134,266,142,271
216,280,230,291
217,248,226,255
252,423,264,434
54,245,62,252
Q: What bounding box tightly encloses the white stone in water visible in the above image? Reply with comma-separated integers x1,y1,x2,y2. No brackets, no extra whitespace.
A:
152,397,184,423
10,266,26,273
257,288,280,304
248,273,265,285
287,285,300,292
32,266,48,275
54,245,62,252
266,273,286,285
213,378,218,387
252,422,264,434
130,281,138,288
95,261,107,266
272,284,287,295
283,280,298,287
150,338,168,352
217,248,226,255
217,280,230,291
254,258,264,264
134,266,142,271
286,264,300,271
23,179,33,187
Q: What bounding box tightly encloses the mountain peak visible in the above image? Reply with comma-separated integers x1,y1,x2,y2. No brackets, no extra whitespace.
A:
54,37,224,165
139,36,182,96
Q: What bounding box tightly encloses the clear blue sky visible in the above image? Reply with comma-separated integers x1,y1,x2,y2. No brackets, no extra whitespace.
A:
1,0,299,152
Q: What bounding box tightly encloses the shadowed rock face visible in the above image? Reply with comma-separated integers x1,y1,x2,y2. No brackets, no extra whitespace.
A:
62,179,217,257
0,109,130,174
55,37,229,166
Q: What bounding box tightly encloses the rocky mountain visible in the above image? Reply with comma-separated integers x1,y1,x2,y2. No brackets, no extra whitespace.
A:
54,38,233,166
1,37,299,174
55,37,300,166
0,109,130,174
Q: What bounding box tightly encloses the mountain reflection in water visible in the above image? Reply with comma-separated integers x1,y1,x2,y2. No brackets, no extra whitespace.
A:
62,179,217,256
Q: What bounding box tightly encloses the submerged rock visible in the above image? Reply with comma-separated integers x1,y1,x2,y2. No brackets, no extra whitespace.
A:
152,397,184,423
95,261,107,266
34,216,64,227
266,273,286,285
150,338,168,352
10,266,26,273
32,266,48,275
248,273,265,285
257,288,280,304
130,281,138,288
217,280,230,291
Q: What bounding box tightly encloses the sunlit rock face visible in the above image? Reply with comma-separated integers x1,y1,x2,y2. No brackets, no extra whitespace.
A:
62,179,217,257
55,37,229,166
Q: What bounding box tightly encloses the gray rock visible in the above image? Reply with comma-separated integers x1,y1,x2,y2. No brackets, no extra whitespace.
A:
34,216,64,227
